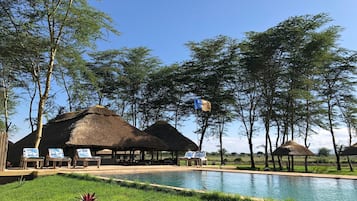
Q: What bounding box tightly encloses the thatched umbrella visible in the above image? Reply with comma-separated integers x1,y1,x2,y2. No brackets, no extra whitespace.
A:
144,121,198,163
339,143,357,171
273,141,314,156
8,105,168,165
272,140,314,172
340,143,357,156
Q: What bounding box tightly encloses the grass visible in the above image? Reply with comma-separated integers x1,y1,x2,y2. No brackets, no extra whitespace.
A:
204,153,357,176
0,174,263,201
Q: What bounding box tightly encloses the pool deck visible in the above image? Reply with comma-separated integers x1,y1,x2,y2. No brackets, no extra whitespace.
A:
2,164,357,180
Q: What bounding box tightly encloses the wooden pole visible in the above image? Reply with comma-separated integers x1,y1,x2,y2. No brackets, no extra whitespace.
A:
0,132,8,171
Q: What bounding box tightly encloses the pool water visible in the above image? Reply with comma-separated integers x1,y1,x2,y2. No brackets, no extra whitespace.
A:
103,170,357,201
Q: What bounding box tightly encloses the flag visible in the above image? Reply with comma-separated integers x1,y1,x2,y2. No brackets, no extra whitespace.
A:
194,99,211,112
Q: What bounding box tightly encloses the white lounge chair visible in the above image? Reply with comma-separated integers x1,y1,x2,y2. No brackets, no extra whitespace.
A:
20,148,44,169
73,148,101,168
46,148,72,168
193,151,208,166
178,151,195,166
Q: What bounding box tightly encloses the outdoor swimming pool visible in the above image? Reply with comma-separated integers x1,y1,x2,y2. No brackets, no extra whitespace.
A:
103,170,357,201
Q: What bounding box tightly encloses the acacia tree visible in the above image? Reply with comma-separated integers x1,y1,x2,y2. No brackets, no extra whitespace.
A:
240,14,348,170
241,30,283,168
140,64,190,128
318,49,356,171
85,50,122,107
140,66,172,127
338,94,357,171
182,36,238,157
55,47,90,111
1,0,117,148
232,64,260,168
117,47,161,128
271,14,340,171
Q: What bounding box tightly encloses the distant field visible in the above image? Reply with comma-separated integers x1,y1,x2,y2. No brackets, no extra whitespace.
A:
174,152,357,175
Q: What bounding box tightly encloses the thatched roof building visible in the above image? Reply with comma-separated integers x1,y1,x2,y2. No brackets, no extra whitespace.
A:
272,140,314,156
8,106,168,165
272,140,314,172
340,143,357,156
144,121,198,151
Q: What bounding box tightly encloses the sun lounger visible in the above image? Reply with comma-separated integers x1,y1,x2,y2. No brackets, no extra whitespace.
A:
193,151,208,166
73,148,101,168
178,151,195,166
178,151,208,166
46,148,72,168
20,148,44,169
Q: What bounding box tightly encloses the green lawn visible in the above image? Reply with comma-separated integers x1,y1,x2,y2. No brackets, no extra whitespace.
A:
0,174,260,201
205,153,357,176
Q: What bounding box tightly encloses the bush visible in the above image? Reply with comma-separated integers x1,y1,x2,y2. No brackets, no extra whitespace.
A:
312,166,329,173
234,158,242,163
315,158,329,163
318,147,330,157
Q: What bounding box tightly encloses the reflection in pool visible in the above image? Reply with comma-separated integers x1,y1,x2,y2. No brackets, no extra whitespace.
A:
102,170,357,201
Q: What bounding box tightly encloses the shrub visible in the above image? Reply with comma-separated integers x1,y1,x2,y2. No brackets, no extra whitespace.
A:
318,147,330,157
234,158,242,163
315,158,329,163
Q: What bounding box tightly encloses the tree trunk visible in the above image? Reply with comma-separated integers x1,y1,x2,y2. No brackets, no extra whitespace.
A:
198,114,209,150
275,122,282,170
304,99,310,173
28,83,37,132
327,101,341,171
34,49,56,148
347,156,353,172
248,136,255,169
34,97,46,148
268,134,276,170
347,122,353,171
0,79,9,171
264,131,269,168
218,118,225,166
219,133,224,165
0,132,8,171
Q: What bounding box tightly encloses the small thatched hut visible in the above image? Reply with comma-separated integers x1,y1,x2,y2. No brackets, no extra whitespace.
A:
8,105,168,165
272,141,314,156
272,140,314,172
144,121,198,164
340,143,357,156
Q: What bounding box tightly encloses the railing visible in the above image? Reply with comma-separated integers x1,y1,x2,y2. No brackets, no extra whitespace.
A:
0,132,8,171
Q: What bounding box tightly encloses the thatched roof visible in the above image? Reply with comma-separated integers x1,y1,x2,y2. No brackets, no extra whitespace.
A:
8,106,168,164
144,121,198,151
340,143,357,156
272,140,315,156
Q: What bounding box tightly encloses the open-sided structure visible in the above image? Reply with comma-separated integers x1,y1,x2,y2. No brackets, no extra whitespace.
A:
8,106,168,165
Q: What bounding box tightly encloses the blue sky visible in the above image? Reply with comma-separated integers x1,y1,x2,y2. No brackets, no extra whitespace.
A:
90,0,357,65
11,0,357,153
